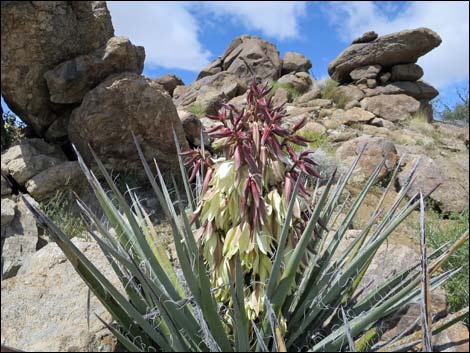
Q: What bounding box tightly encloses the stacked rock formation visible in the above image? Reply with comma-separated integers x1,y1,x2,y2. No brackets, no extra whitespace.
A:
328,28,441,121
174,34,312,115
1,1,188,175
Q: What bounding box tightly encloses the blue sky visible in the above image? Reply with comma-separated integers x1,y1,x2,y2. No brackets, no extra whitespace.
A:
2,1,469,115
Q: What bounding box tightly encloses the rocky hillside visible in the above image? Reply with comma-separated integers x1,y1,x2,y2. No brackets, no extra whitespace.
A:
1,1,469,351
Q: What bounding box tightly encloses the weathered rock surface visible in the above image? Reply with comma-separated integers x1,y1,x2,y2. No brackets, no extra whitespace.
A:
1,1,114,134
154,74,185,96
295,86,322,103
1,195,39,279
197,35,282,85
361,94,421,121
363,81,439,100
1,198,16,228
351,31,378,44
335,107,376,125
281,52,312,75
1,238,120,352
390,63,424,81
278,72,312,94
328,28,441,83
1,175,12,196
434,323,470,352
174,71,245,114
69,72,188,175
349,64,381,81
336,85,365,102
25,161,85,201
44,36,145,104
336,135,399,183
397,155,469,213
182,115,210,148
271,88,291,107
1,139,66,185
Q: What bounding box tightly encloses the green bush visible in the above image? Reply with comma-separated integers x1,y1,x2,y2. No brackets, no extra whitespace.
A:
39,191,87,240
320,79,350,109
269,81,300,99
428,209,469,314
188,102,207,118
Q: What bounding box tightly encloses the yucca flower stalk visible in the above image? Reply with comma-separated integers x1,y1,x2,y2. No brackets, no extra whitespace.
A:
183,81,321,319
21,80,469,352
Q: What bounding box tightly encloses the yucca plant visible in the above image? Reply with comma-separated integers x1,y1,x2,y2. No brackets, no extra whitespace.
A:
23,81,468,352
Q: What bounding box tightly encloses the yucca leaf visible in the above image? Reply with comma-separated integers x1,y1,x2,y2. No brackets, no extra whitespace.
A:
266,178,301,299
419,192,433,352
21,194,172,351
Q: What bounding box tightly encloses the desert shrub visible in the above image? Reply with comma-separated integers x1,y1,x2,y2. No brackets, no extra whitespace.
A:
269,81,300,99
188,102,206,118
320,79,350,109
39,190,87,240
440,90,469,124
24,80,469,352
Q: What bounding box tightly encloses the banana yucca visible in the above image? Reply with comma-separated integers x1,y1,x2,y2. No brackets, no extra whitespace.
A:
22,81,469,352
184,82,322,319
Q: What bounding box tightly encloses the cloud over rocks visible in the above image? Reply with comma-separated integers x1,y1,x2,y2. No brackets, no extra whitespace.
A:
107,1,212,71
108,1,307,72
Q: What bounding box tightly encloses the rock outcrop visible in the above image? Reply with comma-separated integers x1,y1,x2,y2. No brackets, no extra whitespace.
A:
327,28,441,122
174,72,246,115
154,74,185,96
1,1,114,134
44,36,145,104
281,52,312,75
328,28,441,83
68,72,188,174
197,35,282,85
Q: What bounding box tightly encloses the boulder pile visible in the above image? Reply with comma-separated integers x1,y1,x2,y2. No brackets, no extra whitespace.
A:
328,28,441,121
1,1,188,174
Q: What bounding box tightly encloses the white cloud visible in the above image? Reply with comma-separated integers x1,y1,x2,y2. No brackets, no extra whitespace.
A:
325,1,469,88
107,1,211,71
107,1,307,72
198,1,307,40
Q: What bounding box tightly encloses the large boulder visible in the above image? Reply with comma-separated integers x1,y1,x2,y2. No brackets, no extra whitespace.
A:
361,94,421,121
336,135,399,183
68,72,188,175
397,155,469,213
1,139,66,185
281,52,312,75
44,36,145,104
390,63,424,81
277,72,312,94
328,28,441,83
174,71,245,114
349,64,381,81
363,81,439,100
1,238,120,351
154,74,185,96
334,107,376,125
1,1,114,134
25,161,85,201
197,35,282,85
